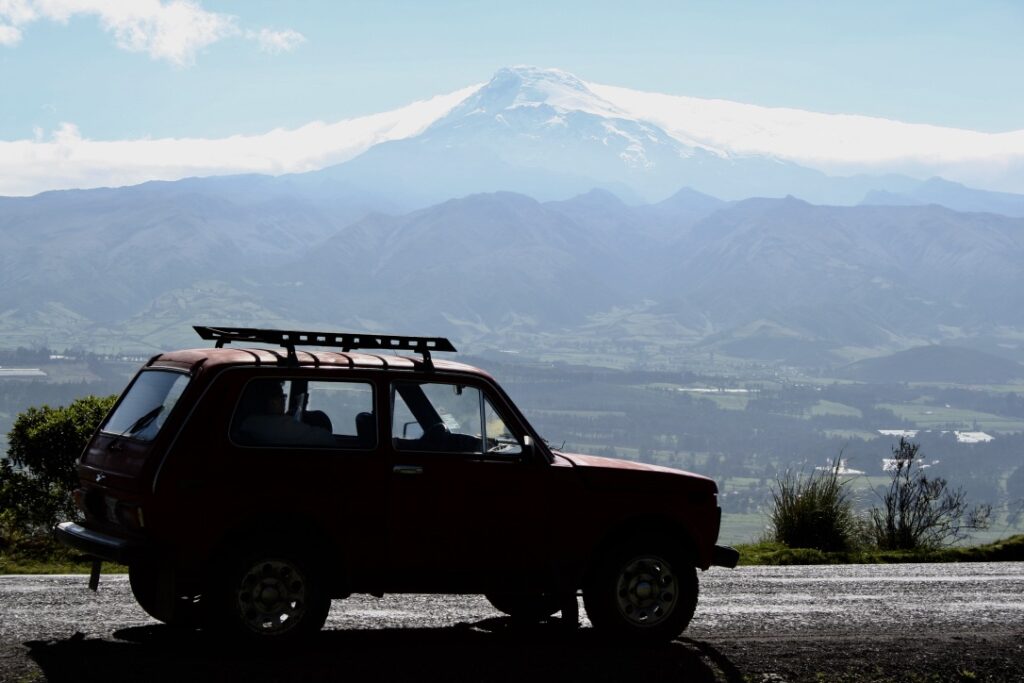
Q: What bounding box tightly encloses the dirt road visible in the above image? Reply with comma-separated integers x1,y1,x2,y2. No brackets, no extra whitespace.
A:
2,562,1022,682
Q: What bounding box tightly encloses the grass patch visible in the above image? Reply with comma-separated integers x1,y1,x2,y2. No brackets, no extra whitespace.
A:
0,554,125,574
809,400,862,419
876,403,1024,432
0,535,127,574
720,513,770,546
0,549,127,574
823,429,878,441
735,534,1024,565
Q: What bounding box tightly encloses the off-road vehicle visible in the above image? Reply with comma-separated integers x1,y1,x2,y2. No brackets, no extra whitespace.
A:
57,326,738,643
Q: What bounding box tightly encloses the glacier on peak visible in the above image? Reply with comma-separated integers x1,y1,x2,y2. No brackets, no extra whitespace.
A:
425,65,721,168
446,65,630,121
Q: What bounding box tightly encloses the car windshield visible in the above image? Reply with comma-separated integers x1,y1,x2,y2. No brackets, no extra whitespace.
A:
102,370,190,442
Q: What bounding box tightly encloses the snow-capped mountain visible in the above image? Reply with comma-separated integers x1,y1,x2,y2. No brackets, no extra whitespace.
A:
6,65,1022,199
416,66,824,200
311,66,851,205
305,66,1024,206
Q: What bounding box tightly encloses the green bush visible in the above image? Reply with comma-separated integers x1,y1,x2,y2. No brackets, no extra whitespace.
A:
0,460,73,546
1,395,116,551
769,461,862,552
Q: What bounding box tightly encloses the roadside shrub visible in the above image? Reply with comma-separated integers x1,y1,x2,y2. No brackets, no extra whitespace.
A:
869,438,991,551
0,459,74,541
769,461,861,552
6,395,116,490
0,395,116,550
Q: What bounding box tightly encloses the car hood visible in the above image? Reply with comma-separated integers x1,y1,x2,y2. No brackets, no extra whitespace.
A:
553,451,717,494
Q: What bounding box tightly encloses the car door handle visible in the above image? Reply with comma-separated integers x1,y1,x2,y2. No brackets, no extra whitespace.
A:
393,465,424,476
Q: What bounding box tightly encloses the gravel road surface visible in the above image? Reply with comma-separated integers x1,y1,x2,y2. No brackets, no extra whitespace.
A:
2,562,1022,682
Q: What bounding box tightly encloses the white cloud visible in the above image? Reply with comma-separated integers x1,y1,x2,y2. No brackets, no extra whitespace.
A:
0,22,23,44
589,81,1024,192
247,27,305,54
0,0,33,43
0,0,37,23
89,0,239,66
0,1,303,65
0,85,482,196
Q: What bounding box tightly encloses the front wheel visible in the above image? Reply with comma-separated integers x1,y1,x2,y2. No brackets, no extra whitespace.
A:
583,540,698,643
212,546,330,644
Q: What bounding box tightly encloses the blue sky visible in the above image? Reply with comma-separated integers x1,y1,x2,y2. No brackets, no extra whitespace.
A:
2,0,1023,143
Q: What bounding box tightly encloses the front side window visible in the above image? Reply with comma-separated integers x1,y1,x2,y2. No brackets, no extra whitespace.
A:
102,370,190,442
232,378,375,449
484,397,522,456
391,381,521,456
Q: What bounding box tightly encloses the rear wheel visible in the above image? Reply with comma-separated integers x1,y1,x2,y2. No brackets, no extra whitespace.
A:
485,592,561,621
212,545,330,644
128,562,203,628
583,538,698,643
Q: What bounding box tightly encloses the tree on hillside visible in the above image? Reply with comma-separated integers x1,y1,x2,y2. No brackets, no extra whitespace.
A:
870,438,991,550
0,395,116,546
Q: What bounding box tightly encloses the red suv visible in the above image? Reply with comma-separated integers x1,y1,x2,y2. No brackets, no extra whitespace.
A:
57,326,737,643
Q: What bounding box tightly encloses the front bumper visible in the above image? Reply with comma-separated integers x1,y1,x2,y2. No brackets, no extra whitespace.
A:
711,544,740,568
54,521,149,565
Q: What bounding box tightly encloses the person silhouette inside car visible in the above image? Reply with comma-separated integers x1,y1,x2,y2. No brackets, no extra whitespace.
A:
235,379,335,447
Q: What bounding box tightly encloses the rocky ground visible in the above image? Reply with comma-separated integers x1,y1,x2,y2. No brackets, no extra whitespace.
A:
2,563,1022,682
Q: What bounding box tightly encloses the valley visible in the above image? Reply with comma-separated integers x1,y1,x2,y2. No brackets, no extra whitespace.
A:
3,346,1023,546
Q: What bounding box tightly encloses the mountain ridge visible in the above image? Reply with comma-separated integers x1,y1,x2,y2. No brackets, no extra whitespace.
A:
837,346,1024,384
5,184,1024,372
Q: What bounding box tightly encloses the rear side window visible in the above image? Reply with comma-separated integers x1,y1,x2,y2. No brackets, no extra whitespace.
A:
102,370,190,442
231,378,376,449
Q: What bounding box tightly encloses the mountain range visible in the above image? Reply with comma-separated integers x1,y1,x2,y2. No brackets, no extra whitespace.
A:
3,66,1024,377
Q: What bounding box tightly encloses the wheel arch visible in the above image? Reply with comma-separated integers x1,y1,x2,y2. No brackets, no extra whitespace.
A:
208,511,350,596
582,514,699,585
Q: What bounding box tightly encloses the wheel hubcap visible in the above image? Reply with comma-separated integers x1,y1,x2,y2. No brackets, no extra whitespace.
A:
235,559,307,634
615,555,677,627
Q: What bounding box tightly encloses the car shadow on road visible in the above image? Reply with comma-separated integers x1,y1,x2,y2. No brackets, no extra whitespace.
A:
25,617,744,683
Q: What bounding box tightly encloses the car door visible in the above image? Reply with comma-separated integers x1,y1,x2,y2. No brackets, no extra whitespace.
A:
384,379,554,593
178,371,389,580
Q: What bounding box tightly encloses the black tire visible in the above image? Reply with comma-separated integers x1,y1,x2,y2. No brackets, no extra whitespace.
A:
211,544,330,645
485,592,561,621
583,538,698,643
128,562,203,628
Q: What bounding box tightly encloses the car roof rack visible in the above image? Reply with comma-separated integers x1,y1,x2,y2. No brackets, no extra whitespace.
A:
194,325,456,368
